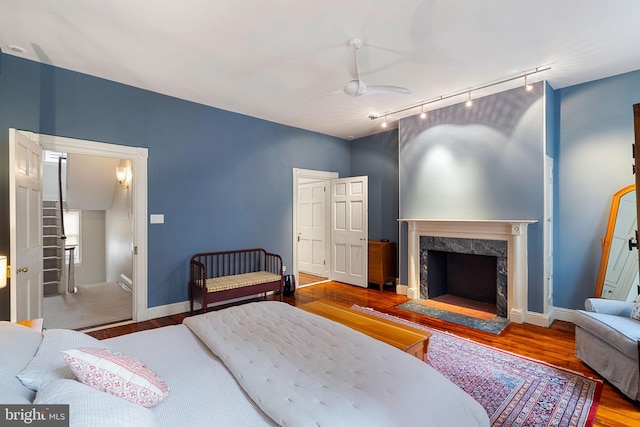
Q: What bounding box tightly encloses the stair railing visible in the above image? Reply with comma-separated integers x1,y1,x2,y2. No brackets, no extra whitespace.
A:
57,156,75,293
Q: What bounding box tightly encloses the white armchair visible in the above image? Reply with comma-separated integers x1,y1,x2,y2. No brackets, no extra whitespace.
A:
574,298,640,401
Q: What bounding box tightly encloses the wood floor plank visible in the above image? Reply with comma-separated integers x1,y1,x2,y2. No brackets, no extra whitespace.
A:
86,281,640,426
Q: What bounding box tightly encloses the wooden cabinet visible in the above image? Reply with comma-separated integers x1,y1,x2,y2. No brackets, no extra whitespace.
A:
368,240,396,291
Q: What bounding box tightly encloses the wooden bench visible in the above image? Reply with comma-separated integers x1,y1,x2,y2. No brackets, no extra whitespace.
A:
299,300,432,361
189,248,284,313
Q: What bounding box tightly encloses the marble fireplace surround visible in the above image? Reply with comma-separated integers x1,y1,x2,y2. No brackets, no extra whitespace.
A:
400,219,537,324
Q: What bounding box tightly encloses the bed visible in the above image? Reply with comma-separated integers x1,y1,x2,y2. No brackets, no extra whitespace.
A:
1,301,489,427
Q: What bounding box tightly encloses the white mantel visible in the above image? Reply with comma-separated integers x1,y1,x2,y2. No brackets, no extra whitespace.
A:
399,219,537,324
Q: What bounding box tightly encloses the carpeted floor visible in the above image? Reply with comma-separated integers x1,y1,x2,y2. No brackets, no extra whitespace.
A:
43,281,132,330
352,305,602,427
397,298,509,334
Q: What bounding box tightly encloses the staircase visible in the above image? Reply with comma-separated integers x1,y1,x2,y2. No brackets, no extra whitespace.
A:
43,200,63,296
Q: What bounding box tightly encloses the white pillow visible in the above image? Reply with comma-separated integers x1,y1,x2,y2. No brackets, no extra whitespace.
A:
631,296,640,321
18,329,111,391
0,321,43,401
63,348,169,407
34,379,156,427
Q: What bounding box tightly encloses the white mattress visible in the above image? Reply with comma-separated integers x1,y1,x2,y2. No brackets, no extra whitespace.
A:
184,301,490,427
105,325,276,427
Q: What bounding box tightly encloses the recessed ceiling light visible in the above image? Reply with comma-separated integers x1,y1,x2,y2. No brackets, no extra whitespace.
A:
8,44,26,53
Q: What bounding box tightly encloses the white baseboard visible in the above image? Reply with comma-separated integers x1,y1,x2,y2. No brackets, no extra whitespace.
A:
138,301,190,321
524,310,553,327
395,284,408,295
549,306,575,323
138,294,274,321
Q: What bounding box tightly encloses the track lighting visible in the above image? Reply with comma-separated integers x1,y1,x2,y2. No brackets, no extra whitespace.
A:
367,66,550,124
524,74,533,92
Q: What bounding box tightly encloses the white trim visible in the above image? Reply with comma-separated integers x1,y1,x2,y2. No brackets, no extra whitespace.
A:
145,301,191,319
400,219,537,324
550,306,575,323
292,168,338,285
524,310,554,327
145,293,279,320
33,133,150,323
395,283,408,295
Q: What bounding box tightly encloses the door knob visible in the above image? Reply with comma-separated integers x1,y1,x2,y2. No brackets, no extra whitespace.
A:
629,230,638,251
18,267,28,273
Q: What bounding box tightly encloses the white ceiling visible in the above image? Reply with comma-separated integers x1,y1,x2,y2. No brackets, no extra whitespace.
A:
1,1,639,140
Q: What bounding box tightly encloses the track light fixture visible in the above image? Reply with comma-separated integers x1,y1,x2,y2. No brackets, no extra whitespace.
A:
368,66,550,124
465,91,473,108
420,105,427,119
524,74,533,92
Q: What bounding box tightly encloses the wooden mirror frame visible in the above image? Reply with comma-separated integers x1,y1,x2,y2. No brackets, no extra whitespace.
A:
595,184,636,297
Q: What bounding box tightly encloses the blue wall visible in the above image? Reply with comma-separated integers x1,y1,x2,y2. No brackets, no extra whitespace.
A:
0,54,350,316
349,130,399,245
2,51,639,319
554,69,640,309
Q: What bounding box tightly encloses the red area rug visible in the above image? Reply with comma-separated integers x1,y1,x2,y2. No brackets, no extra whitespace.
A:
351,305,602,427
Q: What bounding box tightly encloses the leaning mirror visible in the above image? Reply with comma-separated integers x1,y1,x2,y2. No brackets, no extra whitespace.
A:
595,184,639,301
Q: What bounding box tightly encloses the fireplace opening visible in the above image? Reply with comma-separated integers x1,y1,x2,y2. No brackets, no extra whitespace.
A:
427,250,497,307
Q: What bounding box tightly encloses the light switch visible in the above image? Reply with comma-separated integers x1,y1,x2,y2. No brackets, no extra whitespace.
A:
150,214,164,224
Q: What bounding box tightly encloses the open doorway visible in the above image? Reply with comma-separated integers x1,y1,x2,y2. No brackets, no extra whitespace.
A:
40,151,133,330
292,168,369,289
292,169,337,288
10,129,148,327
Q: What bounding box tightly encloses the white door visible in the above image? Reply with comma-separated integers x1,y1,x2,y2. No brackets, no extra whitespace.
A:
331,176,368,287
297,181,327,277
604,193,638,300
9,129,43,322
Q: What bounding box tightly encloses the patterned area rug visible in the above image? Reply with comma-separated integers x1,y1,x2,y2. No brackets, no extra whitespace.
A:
397,299,509,334
352,306,602,427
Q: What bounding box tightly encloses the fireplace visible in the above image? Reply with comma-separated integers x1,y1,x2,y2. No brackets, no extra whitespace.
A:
420,236,507,318
401,219,536,324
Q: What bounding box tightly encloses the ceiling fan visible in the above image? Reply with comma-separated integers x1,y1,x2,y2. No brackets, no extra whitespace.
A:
336,38,411,97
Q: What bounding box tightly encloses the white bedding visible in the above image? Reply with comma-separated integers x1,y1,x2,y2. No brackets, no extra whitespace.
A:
105,325,276,427
183,301,489,427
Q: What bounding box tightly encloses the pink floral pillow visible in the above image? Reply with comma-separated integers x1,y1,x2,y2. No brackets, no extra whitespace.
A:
62,348,169,407
631,296,640,321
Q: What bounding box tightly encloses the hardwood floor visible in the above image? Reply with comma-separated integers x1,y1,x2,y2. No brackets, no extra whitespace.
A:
87,281,640,426
298,272,328,286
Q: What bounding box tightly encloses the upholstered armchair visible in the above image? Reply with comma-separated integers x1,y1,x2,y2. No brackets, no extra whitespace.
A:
574,298,640,401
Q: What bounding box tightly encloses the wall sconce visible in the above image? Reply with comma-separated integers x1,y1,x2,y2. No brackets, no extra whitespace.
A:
115,166,131,189
0,255,7,289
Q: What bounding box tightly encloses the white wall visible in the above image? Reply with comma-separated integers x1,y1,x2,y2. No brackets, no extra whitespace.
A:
75,210,106,285
106,161,133,284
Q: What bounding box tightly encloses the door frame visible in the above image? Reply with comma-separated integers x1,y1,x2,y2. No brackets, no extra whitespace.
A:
26,132,149,322
292,168,337,286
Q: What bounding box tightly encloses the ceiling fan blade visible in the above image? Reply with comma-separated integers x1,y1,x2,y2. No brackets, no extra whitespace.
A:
346,38,362,81
365,85,412,95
